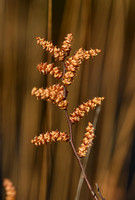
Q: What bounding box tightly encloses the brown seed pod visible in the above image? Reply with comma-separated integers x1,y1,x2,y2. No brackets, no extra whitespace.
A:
31,130,69,146
78,122,95,157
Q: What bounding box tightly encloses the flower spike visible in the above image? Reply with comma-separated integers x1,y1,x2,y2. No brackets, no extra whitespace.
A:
62,48,101,86
61,33,73,56
31,84,68,110
3,179,16,200
70,97,104,123
78,122,95,157
36,37,65,61
31,130,69,146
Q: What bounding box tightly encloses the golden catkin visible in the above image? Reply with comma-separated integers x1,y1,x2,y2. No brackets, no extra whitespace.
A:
36,36,55,53
37,62,63,79
31,130,69,146
61,33,73,56
62,48,101,86
70,97,104,123
78,122,95,157
31,84,68,110
3,179,16,200
62,48,84,85
83,49,101,59
36,37,65,61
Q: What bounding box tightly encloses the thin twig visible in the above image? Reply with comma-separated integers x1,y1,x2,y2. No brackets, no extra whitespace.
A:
75,106,101,200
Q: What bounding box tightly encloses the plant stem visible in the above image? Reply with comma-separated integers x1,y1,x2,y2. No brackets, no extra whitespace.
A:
64,109,99,200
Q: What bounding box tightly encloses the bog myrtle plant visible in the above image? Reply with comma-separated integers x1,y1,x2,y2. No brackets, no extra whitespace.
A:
3,34,105,200
31,33,104,200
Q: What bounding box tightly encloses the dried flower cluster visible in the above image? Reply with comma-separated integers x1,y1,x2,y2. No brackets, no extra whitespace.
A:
78,122,95,157
31,84,68,110
3,179,16,200
32,33,104,159
70,97,104,123
31,131,69,146
36,33,100,86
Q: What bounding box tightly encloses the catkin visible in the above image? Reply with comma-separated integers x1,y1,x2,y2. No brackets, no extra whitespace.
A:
36,37,65,61
78,122,95,157
31,84,68,110
61,33,73,56
62,48,101,86
70,97,104,123
3,179,16,200
31,130,69,146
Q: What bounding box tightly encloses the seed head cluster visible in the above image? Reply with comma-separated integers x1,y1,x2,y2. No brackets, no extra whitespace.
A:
78,122,95,157
31,131,69,146
3,179,16,200
31,33,104,160
70,97,104,123
31,84,68,110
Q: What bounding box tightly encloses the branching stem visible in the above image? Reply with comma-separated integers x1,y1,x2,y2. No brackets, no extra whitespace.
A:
64,109,99,200
62,62,99,200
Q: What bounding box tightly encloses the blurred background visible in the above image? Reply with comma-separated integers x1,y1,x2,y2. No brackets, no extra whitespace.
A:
0,0,135,199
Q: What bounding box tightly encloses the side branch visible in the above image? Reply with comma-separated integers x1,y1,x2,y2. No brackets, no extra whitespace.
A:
64,109,99,200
